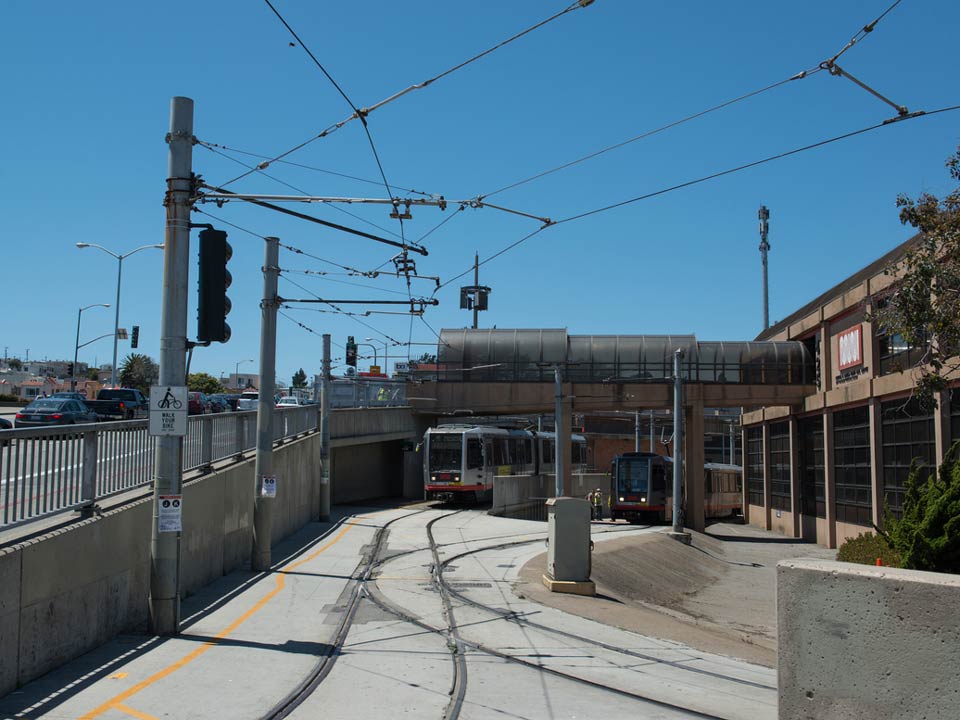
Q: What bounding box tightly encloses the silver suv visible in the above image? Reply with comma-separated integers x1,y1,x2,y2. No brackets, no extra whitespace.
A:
235,391,259,411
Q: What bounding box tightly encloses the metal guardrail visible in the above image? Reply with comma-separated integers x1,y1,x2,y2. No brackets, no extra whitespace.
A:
0,405,318,530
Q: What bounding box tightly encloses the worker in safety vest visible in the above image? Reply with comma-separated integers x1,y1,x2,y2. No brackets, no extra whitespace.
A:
591,488,603,520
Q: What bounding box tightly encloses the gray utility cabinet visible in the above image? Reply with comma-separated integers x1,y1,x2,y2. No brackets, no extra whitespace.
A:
546,497,592,582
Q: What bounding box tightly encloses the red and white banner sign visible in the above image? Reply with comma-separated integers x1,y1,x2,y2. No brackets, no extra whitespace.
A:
838,325,863,370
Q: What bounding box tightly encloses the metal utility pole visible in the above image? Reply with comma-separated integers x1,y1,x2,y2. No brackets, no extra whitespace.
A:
649,410,655,454
319,333,331,522
553,367,570,498
150,96,193,635
758,205,771,331
671,349,684,534
253,237,280,572
473,253,479,329
634,411,641,452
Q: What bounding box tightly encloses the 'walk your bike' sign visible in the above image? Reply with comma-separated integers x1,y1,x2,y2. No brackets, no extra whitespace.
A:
149,386,188,436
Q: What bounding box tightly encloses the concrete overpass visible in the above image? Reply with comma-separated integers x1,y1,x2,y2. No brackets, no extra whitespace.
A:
409,329,816,531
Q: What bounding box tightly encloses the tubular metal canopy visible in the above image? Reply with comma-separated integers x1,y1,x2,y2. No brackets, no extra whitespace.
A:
434,329,813,385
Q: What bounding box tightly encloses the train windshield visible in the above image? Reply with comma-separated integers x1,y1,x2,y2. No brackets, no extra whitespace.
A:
429,434,463,471
617,457,650,493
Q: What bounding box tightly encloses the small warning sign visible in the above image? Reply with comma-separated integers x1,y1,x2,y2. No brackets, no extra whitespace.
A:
261,475,277,498
159,495,183,532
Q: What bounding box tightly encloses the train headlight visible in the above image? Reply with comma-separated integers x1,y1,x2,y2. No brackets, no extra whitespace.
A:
431,475,436,481
641,496,646,502
619,497,624,502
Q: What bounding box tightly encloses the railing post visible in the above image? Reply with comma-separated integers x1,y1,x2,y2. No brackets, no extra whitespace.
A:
200,415,213,473
235,413,246,458
80,429,98,517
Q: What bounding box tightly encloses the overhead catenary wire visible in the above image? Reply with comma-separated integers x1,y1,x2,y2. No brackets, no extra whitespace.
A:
479,0,905,201
223,1,596,189
438,104,959,290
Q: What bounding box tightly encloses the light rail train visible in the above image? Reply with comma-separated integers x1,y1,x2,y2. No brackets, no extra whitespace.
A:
609,452,742,523
425,425,587,501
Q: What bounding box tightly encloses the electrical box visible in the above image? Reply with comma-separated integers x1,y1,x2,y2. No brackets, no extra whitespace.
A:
546,497,592,582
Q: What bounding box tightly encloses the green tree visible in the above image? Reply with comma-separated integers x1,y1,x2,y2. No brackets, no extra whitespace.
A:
118,353,159,393
884,447,960,574
8,358,22,371
291,368,307,388
188,372,224,395
416,353,437,364
871,146,960,409
87,367,100,381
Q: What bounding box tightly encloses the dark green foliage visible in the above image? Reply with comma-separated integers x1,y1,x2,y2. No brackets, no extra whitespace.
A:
838,532,901,568
291,368,307,388
187,372,224,395
0,393,29,405
118,353,159,394
885,446,960,573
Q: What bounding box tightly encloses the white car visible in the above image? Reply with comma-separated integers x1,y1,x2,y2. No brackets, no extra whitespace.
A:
235,391,259,411
276,396,301,407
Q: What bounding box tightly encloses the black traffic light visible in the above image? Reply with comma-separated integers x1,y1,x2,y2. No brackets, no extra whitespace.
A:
130,325,140,349
198,229,232,343
67,363,74,377
345,336,357,367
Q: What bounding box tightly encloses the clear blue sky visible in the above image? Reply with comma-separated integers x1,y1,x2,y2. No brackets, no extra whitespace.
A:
3,1,958,384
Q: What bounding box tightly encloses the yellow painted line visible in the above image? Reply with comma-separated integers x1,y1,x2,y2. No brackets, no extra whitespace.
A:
78,512,391,720
112,703,159,720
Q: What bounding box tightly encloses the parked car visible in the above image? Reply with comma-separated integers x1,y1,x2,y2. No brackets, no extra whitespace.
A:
14,398,99,427
209,393,240,411
276,396,302,408
235,391,259,411
0,417,11,430
84,388,148,421
187,392,211,415
50,391,88,401
208,395,230,413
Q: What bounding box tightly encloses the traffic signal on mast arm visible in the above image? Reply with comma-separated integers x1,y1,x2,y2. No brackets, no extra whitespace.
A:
197,229,232,343
130,325,140,349
345,336,357,367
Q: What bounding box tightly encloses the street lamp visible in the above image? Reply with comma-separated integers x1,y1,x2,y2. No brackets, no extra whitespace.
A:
235,358,254,389
365,337,389,371
76,242,164,387
73,303,111,391
356,343,377,370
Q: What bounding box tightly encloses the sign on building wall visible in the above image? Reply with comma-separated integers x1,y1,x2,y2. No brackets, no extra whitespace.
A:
838,325,863,371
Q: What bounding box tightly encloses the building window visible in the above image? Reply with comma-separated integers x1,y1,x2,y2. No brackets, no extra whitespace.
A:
833,406,872,526
798,416,826,518
769,422,791,511
746,427,764,506
882,398,935,519
877,330,928,377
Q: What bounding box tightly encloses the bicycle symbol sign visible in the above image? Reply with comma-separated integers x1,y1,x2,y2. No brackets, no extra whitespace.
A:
149,386,188,437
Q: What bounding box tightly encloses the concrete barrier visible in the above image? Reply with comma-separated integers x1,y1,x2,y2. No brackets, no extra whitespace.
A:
777,559,960,719
492,473,610,520
0,416,409,697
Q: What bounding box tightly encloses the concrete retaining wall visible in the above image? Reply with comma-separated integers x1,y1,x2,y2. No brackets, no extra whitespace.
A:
777,559,960,719
492,473,609,520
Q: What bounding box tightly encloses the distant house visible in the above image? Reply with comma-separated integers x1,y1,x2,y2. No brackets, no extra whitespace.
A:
19,377,58,400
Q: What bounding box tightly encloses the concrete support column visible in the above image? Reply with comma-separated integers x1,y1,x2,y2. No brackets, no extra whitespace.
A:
869,398,884,528
683,401,705,532
740,422,749,525
823,411,837,549
762,421,771,530
819,321,832,393
933,390,951,466
789,416,801,538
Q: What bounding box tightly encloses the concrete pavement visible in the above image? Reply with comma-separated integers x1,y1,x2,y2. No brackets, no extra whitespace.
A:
0,505,784,719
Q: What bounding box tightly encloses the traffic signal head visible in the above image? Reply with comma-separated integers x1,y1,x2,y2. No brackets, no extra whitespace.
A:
197,229,232,343
345,336,357,367
131,325,140,349
68,363,74,377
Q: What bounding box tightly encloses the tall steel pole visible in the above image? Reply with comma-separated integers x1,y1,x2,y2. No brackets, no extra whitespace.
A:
472,252,479,329
111,257,123,386
319,333,331,522
253,237,280,572
150,96,193,635
672,349,684,534
73,304,109,391
553,367,567,498
759,205,771,331
649,409,655,454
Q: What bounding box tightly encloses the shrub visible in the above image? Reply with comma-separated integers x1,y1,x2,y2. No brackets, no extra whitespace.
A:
884,445,960,574
838,532,901,567
0,394,28,405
